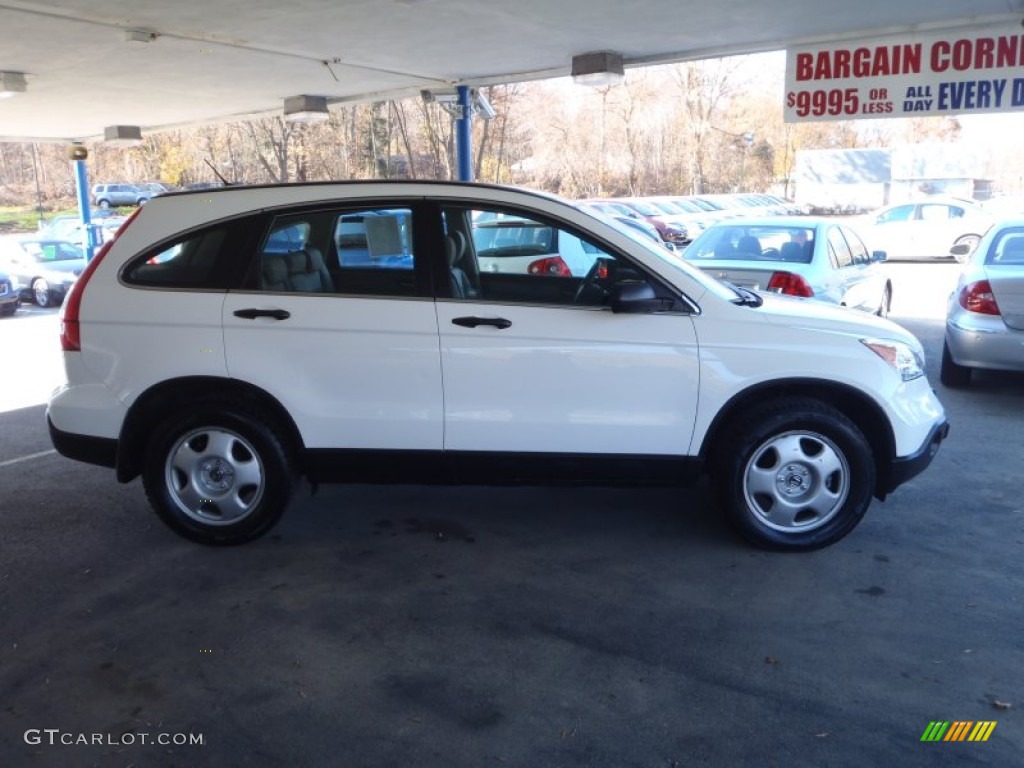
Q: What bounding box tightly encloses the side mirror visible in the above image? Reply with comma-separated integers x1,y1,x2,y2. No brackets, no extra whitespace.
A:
949,243,971,258
610,280,669,313
871,250,887,262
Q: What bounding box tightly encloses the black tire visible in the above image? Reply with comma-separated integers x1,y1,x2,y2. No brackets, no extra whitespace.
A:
940,341,971,387
33,279,53,308
713,398,875,551
0,303,16,317
876,284,892,318
142,403,298,545
97,199,111,209
952,234,981,263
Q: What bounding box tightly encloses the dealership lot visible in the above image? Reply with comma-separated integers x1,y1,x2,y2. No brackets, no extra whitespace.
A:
1,262,1021,766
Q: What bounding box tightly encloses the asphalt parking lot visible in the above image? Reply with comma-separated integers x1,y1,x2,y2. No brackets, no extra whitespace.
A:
1,262,1021,767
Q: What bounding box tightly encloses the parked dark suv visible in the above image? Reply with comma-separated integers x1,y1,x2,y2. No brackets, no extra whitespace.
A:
91,183,151,208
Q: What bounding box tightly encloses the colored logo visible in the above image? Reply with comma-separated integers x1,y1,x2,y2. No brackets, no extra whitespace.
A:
921,721,996,742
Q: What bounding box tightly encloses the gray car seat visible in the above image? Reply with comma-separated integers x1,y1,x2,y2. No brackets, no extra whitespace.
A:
737,235,762,256
779,241,804,262
286,247,335,292
262,254,291,291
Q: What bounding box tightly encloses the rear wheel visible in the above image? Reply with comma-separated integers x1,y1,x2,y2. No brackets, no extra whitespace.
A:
940,341,971,387
714,398,875,551
952,234,981,262
142,403,297,544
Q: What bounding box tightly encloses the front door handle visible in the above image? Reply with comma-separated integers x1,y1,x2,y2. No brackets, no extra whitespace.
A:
233,308,291,320
451,316,512,329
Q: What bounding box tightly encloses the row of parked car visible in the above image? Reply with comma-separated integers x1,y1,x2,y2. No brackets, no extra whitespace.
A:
579,193,803,248
580,192,998,263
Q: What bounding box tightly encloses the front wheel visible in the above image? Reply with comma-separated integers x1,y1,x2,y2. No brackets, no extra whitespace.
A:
715,398,876,551
97,199,111,209
142,404,297,544
33,278,53,307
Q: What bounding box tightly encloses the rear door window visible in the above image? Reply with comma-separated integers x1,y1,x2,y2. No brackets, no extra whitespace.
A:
254,205,424,297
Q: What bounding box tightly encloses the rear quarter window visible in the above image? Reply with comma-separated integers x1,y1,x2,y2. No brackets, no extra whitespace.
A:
121,219,255,289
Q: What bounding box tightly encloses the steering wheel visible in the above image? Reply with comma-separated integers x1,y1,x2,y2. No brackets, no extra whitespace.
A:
573,258,608,305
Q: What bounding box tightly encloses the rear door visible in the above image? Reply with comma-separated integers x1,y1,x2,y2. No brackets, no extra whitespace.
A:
834,225,885,312
873,204,918,257
222,200,443,451
917,203,963,257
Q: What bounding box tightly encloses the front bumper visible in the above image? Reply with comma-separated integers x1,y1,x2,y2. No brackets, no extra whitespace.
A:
879,418,950,496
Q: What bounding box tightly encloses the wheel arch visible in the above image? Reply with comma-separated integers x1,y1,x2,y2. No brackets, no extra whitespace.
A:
698,378,897,498
116,376,305,482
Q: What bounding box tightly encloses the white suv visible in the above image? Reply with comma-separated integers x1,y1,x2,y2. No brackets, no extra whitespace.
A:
48,182,949,550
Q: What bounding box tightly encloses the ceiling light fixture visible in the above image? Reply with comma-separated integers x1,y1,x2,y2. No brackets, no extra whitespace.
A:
104,125,144,147
284,94,330,123
571,51,624,87
0,71,27,98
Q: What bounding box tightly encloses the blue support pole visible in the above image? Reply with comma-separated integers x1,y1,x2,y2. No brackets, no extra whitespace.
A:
455,85,472,182
72,157,96,261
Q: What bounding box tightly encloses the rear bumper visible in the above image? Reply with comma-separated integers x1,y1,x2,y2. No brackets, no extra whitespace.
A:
48,415,117,469
880,419,950,495
946,315,1024,372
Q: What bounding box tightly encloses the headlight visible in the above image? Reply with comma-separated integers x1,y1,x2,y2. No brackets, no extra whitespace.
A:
861,338,925,382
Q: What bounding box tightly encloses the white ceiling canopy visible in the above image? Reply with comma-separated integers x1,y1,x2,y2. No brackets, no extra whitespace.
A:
1,0,1023,141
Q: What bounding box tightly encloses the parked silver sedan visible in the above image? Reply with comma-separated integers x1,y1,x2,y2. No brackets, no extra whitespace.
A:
941,220,1024,387
681,217,892,315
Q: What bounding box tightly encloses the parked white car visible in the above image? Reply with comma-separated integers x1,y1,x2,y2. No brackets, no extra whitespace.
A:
861,197,992,261
48,182,948,550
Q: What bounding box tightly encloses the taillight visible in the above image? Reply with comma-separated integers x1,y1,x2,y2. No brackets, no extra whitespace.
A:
958,280,1001,315
60,207,142,351
766,271,814,297
527,256,571,277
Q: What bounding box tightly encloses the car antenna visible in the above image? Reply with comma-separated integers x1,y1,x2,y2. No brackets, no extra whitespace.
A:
204,159,235,187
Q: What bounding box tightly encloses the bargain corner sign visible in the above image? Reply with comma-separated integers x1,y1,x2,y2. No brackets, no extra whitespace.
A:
784,25,1024,122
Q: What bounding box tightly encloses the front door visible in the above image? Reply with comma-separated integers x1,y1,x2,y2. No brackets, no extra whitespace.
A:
435,204,700,457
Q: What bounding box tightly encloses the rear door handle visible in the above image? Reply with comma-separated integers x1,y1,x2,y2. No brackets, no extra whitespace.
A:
233,308,291,320
451,316,511,329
